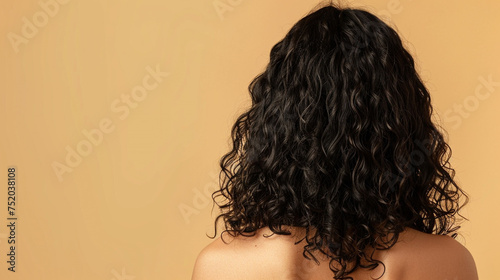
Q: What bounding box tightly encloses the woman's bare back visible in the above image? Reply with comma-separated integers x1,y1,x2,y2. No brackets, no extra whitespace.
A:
192,226,478,280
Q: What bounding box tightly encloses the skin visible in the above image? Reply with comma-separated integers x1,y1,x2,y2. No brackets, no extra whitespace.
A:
192,226,478,280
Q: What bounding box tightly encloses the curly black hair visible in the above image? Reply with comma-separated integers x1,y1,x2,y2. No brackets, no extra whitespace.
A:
209,1,469,279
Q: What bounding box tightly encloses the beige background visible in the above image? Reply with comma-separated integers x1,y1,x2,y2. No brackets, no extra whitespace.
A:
0,0,498,279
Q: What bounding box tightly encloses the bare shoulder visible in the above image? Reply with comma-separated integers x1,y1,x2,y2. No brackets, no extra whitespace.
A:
428,233,478,280
191,237,230,280
191,228,298,280
391,228,479,280
192,227,479,280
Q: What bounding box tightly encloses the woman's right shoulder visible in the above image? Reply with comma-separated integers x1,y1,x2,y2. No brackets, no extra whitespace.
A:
389,227,478,280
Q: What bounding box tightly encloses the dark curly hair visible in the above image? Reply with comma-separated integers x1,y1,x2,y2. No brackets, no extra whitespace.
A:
209,2,469,279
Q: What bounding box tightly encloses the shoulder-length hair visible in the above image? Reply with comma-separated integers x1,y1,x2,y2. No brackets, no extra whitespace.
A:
210,2,468,279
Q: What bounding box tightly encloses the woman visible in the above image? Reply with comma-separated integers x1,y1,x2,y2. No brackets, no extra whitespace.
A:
192,2,478,280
